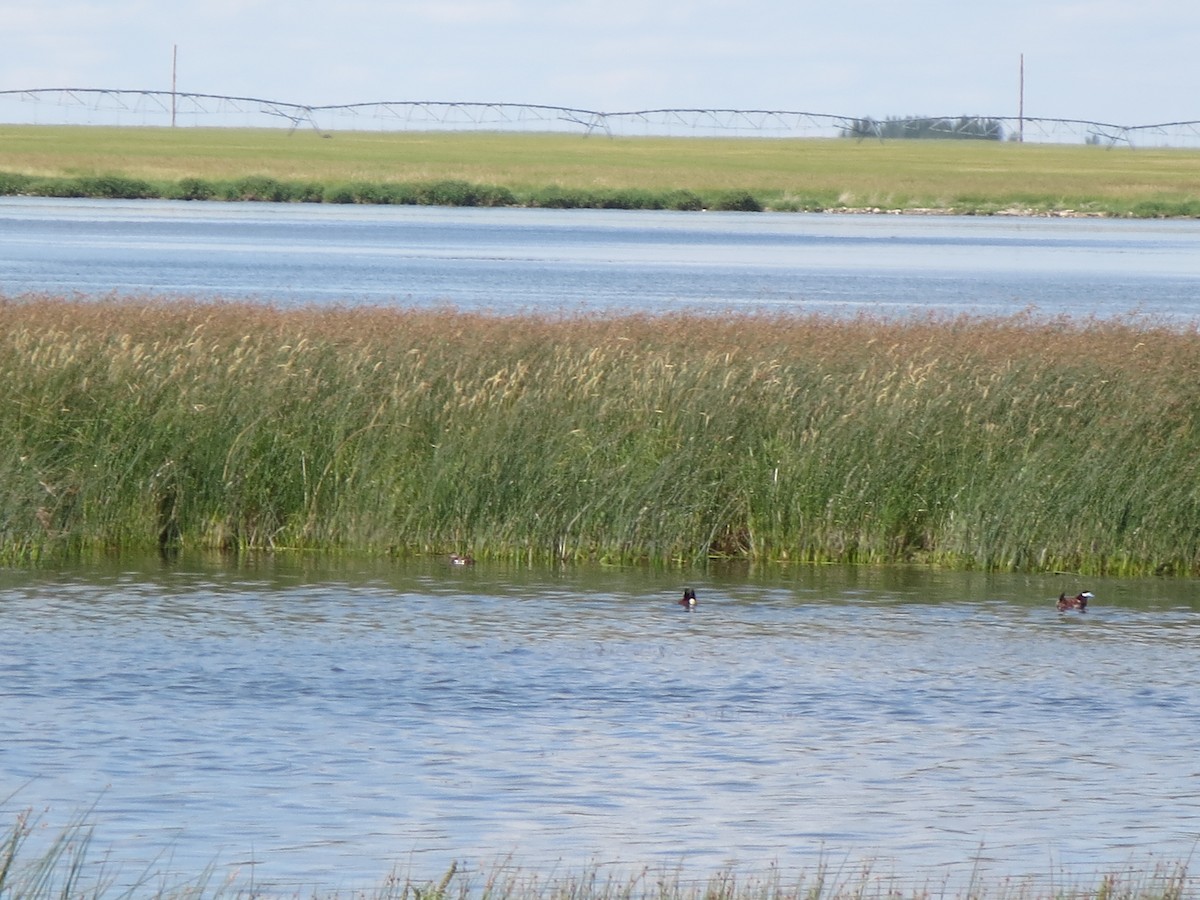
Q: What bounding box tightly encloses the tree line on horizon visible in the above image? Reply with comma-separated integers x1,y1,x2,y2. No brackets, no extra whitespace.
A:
842,115,1005,140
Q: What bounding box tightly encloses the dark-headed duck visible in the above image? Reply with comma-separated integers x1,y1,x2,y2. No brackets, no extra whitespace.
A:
1057,590,1093,612
678,588,697,609
449,554,475,566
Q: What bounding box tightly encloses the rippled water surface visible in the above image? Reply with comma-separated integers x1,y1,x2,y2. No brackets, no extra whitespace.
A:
3,558,1199,894
3,197,1200,319
4,198,1200,893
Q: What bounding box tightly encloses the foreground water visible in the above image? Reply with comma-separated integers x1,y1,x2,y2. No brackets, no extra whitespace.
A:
2,557,1199,895
2,197,1200,319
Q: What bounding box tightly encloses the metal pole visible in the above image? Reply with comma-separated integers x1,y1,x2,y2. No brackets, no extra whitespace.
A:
1018,53,1024,143
171,44,178,127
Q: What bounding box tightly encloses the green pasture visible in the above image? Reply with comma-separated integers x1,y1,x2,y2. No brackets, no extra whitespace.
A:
3,297,1200,573
1,124,1199,214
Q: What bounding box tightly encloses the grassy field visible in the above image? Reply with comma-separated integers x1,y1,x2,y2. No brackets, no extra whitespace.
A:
1,125,1199,214
3,296,1199,573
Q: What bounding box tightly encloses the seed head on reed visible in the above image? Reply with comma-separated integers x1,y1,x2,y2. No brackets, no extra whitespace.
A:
2,296,1199,572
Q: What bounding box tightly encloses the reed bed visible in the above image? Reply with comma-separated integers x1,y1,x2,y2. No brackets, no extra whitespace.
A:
2,296,1199,573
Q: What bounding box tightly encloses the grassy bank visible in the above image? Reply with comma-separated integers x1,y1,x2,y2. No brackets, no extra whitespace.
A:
1,125,1199,215
2,296,1199,573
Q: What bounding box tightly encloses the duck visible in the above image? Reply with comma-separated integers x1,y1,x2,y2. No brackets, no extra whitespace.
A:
449,554,475,566
1057,590,1093,611
678,588,697,608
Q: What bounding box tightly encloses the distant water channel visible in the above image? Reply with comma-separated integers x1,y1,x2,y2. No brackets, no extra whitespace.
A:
3,558,1200,895
2,197,1200,319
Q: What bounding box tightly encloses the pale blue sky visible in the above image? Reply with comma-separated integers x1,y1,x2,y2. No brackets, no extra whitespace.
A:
2,0,1197,126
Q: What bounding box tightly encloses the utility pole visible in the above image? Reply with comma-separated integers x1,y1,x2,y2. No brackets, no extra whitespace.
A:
1018,53,1025,143
171,44,178,127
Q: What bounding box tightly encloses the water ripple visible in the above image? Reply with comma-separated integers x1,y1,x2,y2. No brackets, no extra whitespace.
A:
3,562,1200,893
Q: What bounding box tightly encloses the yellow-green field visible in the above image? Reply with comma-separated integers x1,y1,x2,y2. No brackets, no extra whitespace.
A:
2,124,1199,214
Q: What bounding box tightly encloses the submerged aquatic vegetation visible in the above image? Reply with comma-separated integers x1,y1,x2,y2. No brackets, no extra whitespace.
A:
1,295,1199,573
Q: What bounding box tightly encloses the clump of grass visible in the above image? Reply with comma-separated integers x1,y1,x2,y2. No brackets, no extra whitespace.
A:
0,807,226,898
1124,197,1200,218
14,173,157,200
169,177,218,201
0,808,94,899
407,859,1194,900
0,171,36,194
0,171,733,211
0,808,1193,900
710,190,764,212
2,296,1200,573
217,175,325,202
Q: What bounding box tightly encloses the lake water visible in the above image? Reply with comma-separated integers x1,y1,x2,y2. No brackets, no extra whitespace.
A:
3,557,1200,896
2,197,1200,320
3,199,1200,895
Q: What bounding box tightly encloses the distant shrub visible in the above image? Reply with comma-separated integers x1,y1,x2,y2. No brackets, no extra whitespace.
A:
1127,198,1200,218
324,180,519,207
663,190,705,211
324,183,356,204
711,191,763,212
0,172,35,195
373,183,422,204
843,115,1004,141
292,182,325,203
222,176,284,201
28,177,87,198
527,187,608,209
519,187,709,211
60,175,156,199
221,176,320,202
171,178,217,201
325,181,416,204
596,189,670,210
769,192,841,212
413,180,515,207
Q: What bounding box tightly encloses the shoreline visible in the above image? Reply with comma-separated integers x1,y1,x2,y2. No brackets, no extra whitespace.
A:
0,182,1177,219
819,205,1119,217
2,125,1199,219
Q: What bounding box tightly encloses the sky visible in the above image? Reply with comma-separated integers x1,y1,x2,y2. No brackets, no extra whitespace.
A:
1,0,1198,128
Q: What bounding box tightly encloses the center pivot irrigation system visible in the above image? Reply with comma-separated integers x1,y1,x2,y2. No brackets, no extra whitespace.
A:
3,88,1200,148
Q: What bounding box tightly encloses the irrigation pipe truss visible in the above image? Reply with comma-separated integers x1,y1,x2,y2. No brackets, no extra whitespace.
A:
4,88,1200,147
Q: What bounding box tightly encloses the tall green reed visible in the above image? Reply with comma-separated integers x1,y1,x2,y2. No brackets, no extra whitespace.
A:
2,297,1198,573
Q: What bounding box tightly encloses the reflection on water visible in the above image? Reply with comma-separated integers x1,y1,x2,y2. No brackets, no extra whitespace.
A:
1,556,1199,894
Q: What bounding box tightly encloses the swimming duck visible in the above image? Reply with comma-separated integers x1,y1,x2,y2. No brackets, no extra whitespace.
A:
1057,590,1093,611
449,554,475,566
678,588,697,608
